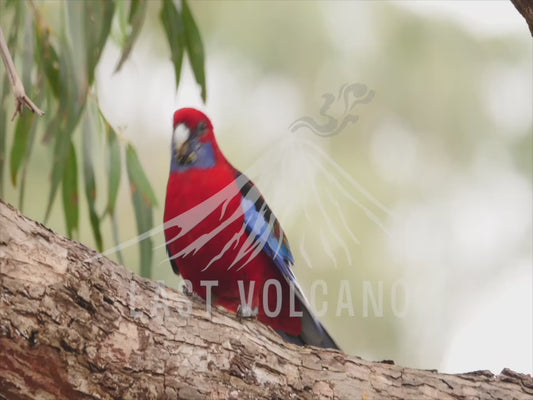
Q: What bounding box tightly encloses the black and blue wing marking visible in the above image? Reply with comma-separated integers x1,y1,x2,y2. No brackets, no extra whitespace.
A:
236,172,339,349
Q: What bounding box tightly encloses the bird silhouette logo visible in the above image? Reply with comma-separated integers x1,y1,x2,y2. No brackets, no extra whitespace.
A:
289,82,375,137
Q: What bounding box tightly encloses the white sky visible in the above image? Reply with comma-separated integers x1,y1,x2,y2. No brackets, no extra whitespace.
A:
397,1,531,375
398,0,528,37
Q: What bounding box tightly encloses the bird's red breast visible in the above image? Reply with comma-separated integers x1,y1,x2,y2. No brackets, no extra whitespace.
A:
164,144,302,335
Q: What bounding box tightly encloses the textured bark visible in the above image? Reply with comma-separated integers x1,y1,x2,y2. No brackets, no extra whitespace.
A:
0,199,531,400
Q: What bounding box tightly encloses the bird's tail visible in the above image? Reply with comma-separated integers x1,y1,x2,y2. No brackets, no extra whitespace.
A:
276,301,340,350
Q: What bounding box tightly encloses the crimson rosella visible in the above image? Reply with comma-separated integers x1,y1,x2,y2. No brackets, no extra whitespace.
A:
164,108,339,349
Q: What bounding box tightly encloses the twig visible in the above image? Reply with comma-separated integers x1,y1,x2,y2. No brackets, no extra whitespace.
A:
0,25,45,119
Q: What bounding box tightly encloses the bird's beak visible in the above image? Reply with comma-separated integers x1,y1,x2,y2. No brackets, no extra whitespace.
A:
176,138,198,164
177,141,189,160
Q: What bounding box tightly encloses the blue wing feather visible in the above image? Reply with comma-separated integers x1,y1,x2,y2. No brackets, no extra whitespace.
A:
238,174,295,279
236,171,339,349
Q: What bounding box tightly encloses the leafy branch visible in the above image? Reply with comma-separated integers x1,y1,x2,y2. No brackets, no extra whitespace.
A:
0,0,207,277
0,25,44,118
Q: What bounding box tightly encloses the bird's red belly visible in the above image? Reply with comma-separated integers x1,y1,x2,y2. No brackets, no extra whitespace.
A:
164,173,302,335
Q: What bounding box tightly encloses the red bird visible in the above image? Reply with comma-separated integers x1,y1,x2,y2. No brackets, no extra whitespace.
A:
164,108,338,349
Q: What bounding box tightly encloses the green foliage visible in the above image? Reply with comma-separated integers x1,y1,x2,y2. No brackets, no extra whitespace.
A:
104,116,124,264
61,141,79,238
105,117,122,217
126,144,156,278
0,0,207,277
115,0,147,72
160,0,207,101
0,0,24,199
182,0,206,102
9,112,33,186
82,109,103,252
160,0,186,90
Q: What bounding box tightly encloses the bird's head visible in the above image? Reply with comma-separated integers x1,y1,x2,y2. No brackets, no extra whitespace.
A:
171,108,218,171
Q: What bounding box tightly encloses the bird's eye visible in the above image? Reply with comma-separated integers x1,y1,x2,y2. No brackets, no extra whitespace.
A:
197,120,207,132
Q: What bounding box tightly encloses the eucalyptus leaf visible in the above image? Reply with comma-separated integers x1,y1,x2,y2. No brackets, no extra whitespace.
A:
115,0,147,72
9,112,33,186
62,141,79,237
0,0,24,196
125,144,157,207
105,119,121,216
160,0,185,89
126,143,155,277
44,38,85,222
34,13,61,100
84,0,115,85
82,111,103,251
182,0,206,102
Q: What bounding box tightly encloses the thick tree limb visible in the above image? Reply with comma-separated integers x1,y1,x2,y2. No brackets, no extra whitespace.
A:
0,199,531,399
510,0,533,36
0,26,44,119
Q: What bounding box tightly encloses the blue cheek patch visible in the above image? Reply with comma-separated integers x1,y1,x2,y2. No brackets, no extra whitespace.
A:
170,142,216,172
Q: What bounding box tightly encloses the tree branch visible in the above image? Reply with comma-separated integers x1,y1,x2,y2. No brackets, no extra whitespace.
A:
0,25,44,119
0,199,531,399
510,0,533,36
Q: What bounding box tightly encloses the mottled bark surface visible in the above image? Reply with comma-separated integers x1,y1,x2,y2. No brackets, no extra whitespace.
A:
0,200,531,399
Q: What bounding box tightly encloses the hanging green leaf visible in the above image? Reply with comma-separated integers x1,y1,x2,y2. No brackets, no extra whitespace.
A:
110,211,124,265
115,0,147,72
9,112,34,186
160,0,185,89
16,80,44,212
0,104,6,199
105,118,121,216
9,18,38,191
17,111,39,211
34,19,61,99
125,143,157,207
182,0,206,102
44,120,68,222
21,14,35,91
83,0,115,85
44,41,84,222
0,104,7,198
82,112,103,251
0,0,24,197
102,113,123,264
114,0,130,40
126,143,156,277
62,142,79,237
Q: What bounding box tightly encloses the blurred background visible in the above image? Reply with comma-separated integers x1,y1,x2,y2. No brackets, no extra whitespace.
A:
2,1,531,374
